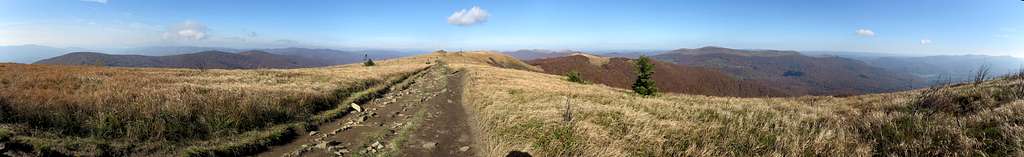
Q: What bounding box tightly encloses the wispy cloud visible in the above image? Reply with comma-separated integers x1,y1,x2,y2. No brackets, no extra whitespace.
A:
1001,27,1019,33
162,21,209,40
856,29,875,37
920,39,932,44
80,0,108,4
447,6,489,26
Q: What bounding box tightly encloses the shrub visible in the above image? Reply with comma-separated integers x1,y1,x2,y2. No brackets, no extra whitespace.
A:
364,58,376,66
974,64,991,85
632,56,657,96
565,70,586,84
914,84,1020,115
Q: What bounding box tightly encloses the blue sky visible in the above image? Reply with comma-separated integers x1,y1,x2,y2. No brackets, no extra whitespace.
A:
0,0,1022,56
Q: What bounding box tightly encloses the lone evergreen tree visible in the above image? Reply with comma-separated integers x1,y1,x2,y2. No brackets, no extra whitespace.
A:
566,70,586,84
632,56,657,96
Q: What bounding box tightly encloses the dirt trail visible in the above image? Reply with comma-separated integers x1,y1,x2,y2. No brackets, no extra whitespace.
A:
256,64,476,157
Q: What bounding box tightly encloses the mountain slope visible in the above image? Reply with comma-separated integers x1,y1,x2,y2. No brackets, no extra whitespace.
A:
653,46,924,96
34,50,330,69
113,46,242,56
529,54,787,97
502,49,578,60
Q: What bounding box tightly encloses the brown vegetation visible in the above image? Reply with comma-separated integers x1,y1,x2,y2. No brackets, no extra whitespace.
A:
653,46,925,96
529,54,788,97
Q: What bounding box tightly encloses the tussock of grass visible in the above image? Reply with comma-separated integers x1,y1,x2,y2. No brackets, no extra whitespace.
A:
0,127,12,142
182,124,298,157
4,135,134,156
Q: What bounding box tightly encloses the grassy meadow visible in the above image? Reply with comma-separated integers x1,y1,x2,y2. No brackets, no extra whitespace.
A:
458,62,1024,156
0,62,428,155
1,51,1022,156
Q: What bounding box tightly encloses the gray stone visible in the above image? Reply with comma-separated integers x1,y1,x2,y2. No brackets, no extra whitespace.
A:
459,146,470,152
351,103,363,112
309,131,319,136
315,141,341,149
315,142,329,149
422,142,437,149
371,141,384,149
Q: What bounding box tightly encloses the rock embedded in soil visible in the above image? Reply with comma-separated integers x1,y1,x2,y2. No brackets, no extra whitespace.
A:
315,140,341,149
372,141,385,149
422,142,437,149
459,146,470,152
351,103,363,112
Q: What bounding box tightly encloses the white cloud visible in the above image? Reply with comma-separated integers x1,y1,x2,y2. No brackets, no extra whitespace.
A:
447,6,489,26
920,39,932,44
856,29,875,37
162,21,209,40
80,0,108,4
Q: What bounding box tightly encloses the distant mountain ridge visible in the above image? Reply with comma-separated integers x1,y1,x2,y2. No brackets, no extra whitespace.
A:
667,46,802,57
34,50,331,69
113,46,243,56
502,49,580,60
32,46,410,69
260,47,402,65
653,46,925,96
529,54,788,97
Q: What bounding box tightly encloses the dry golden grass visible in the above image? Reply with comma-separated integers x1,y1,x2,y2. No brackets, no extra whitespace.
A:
0,61,428,153
456,62,1024,156
3,51,1021,156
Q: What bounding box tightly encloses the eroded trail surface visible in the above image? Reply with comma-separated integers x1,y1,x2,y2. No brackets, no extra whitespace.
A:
258,65,476,157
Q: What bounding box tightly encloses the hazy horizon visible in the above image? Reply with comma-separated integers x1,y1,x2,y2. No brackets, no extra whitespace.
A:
2,0,1023,57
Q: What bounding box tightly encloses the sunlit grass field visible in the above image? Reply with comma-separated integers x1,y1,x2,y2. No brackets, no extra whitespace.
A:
459,62,1024,156
2,51,1022,156
0,62,428,155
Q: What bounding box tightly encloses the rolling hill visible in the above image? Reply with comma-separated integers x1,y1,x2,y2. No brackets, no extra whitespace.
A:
502,49,579,60
112,46,243,56
652,46,925,96
528,53,787,97
34,50,333,69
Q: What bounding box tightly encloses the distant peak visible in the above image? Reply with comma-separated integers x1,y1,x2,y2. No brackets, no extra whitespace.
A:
698,46,730,50
64,52,109,56
188,51,235,56
238,50,273,55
